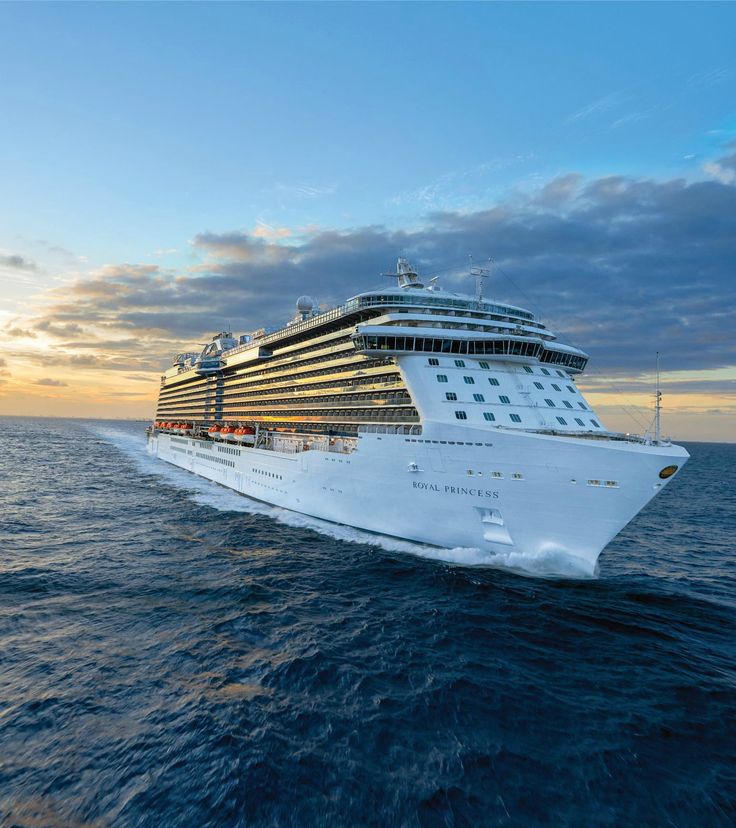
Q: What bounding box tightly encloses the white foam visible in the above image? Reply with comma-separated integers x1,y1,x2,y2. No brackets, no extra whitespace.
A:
88,425,594,578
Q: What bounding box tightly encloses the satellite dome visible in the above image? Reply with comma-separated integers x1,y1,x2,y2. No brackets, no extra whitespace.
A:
296,295,315,313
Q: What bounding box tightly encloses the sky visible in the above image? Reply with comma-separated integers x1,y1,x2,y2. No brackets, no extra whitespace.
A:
1,1,735,441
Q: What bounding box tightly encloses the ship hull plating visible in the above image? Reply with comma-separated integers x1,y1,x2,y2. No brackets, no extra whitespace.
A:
148,430,688,574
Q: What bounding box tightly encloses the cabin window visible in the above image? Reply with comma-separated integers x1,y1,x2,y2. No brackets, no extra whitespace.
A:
575,418,584,426
499,395,511,404
479,361,490,369
455,359,466,367
541,368,550,376
523,366,533,374
545,399,555,407
437,374,448,383
488,377,500,386
510,413,522,423
463,376,475,385
556,416,567,425
428,358,439,366
552,383,561,391
591,419,601,428
578,402,587,410
566,385,576,394
556,370,565,378
455,410,468,420
473,393,485,402
534,382,544,390
483,412,495,421
445,392,457,401
563,400,573,409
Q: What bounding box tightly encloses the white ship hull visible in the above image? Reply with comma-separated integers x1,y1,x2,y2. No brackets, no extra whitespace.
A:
148,428,688,574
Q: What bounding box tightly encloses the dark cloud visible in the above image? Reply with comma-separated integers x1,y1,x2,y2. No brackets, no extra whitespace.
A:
35,378,67,387
1,254,37,271
6,326,37,338
21,147,736,388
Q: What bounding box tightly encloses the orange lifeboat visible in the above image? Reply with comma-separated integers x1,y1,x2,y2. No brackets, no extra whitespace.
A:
208,424,221,437
220,425,236,440
235,425,256,443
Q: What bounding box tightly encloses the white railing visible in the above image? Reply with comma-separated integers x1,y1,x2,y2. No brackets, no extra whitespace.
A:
357,424,423,435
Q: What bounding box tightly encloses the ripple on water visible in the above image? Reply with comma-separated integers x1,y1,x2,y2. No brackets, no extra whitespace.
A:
0,419,734,827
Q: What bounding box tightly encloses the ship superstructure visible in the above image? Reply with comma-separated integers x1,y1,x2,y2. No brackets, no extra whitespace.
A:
148,258,688,573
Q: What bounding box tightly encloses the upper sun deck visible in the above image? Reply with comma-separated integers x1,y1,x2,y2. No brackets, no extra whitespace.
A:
163,258,567,382
221,285,540,360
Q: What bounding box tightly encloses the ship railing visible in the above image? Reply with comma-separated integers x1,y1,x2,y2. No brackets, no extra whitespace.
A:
270,433,358,455
357,424,423,436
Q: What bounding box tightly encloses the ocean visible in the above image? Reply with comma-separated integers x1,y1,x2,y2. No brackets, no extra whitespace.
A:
1,417,734,827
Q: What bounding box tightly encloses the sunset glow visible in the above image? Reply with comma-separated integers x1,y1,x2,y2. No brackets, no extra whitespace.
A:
1,3,734,441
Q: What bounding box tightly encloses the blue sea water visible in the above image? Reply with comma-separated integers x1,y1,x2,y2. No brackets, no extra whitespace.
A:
1,417,734,827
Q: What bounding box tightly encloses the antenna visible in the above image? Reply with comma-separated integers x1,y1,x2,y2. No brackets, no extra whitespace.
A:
468,255,491,304
654,351,662,444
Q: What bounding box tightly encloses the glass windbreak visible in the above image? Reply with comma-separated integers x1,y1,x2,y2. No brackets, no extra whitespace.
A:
350,293,534,321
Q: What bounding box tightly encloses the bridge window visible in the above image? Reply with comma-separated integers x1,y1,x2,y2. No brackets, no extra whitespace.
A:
445,392,457,401
510,413,522,423
545,399,555,407
556,416,567,425
473,393,485,402
455,360,466,367
463,376,475,385
563,400,573,409
534,382,544,390
455,410,468,420
499,395,511,404
483,412,495,421
437,374,448,383
428,358,439,366
488,377,500,386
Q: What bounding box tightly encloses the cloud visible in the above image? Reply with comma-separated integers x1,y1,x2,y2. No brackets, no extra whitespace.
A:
35,378,68,387
566,92,629,123
6,326,37,338
252,221,292,241
1,253,38,271
14,145,736,395
273,182,338,199
703,150,736,184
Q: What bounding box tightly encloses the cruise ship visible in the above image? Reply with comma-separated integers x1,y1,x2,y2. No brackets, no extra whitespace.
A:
147,258,688,573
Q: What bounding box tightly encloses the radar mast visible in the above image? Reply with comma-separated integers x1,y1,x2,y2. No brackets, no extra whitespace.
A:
384,256,424,289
